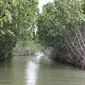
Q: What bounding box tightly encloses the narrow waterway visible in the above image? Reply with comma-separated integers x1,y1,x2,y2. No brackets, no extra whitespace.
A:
0,53,85,85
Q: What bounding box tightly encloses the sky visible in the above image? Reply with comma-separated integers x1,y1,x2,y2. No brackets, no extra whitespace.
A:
38,0,53,12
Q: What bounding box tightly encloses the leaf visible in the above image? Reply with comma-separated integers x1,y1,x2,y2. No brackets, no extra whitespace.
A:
7,30,15,36
1,30,6,35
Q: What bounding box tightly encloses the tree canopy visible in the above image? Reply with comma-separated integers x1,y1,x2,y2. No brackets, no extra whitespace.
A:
0,0,38,60
37,0,85,69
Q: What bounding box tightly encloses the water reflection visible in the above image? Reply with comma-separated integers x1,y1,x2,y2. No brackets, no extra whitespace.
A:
26,54,41,85
0,59,12,85
0,54,85,85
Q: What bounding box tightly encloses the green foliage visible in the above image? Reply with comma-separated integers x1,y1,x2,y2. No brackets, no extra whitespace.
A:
38,0,83,46
16,0,38,41
0,0,38,60
37,0,85,68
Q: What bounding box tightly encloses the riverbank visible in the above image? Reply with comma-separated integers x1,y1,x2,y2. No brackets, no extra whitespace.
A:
49,54,85,70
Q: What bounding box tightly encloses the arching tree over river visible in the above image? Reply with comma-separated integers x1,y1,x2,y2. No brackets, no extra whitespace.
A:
37,0,85,69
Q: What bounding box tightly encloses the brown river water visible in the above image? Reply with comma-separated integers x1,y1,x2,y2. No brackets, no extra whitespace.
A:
0,53,85,85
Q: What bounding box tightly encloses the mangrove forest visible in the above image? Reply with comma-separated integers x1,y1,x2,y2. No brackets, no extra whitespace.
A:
1,0,85,70
1,0,85,85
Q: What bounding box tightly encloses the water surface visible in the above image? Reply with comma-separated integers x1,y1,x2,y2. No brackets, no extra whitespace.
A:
0,54,85,85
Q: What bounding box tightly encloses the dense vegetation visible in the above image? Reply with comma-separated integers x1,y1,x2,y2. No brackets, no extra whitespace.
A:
37,0,85,69
1,0,85,69
0,0,38,60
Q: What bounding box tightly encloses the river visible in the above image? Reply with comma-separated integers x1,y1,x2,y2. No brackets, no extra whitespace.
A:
0,53,85,85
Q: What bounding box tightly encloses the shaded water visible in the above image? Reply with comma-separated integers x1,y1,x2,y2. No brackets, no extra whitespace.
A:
0,54,85,85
